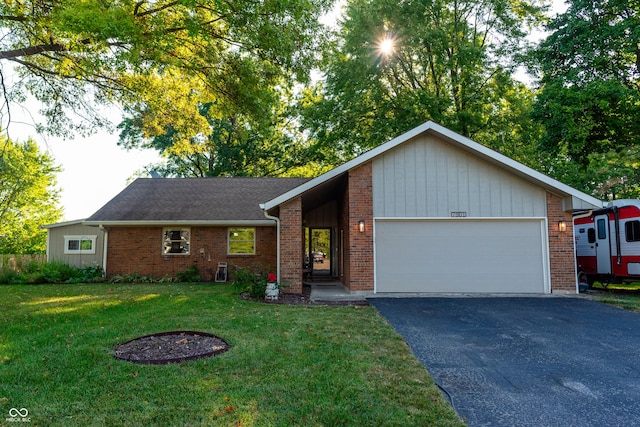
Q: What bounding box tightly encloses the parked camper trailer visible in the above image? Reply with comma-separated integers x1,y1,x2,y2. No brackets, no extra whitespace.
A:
575,200,640,285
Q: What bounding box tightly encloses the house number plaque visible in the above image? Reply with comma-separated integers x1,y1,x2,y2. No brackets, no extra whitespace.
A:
450,211,467,217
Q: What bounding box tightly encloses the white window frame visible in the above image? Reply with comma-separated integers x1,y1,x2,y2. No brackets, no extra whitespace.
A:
64,235,97,255
228,227,256,255
163,228,191,255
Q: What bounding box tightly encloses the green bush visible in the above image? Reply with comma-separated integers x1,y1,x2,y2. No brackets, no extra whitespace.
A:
230,264,269,299
0,268,23,284
0,261,104,285
176,265,201,282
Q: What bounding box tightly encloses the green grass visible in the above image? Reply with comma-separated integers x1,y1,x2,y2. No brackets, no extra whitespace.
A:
0,284,463,426
587,281,640,312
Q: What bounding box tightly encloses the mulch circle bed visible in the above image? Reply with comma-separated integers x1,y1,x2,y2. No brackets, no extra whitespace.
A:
113,331,229,365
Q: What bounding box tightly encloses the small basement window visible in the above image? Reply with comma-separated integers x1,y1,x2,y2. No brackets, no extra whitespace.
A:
228,228,255,255
64,235,97,254
626,221,640,242
163,228,190,255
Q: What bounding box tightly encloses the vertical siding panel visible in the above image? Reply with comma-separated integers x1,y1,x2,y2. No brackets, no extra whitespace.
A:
468,157,480,216
415,138,428,216
501,176,512,216
457,152,470,214
396,148,404,215
436,142,449,216
404,142,417,216
425,138,438,217
479,165,493,217
383,154,395,216
373,134,547,219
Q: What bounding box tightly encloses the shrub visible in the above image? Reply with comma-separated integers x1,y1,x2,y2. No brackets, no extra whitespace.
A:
231,264,269,299
0,268,22,284
176,265,201,283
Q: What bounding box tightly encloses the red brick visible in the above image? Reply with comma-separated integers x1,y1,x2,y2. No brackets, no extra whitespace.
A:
105,226,277,281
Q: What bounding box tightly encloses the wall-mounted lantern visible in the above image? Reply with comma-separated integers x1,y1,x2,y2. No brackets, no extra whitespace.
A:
358,220,365,233
558,220,567,232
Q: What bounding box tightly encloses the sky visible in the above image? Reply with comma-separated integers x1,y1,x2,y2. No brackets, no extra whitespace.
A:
5,0,568,222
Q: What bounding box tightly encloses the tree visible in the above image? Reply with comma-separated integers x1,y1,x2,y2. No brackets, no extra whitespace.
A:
119,99,332,178
531,0,640,198
0,0,333,138
0,138,62,254
297,0,547,162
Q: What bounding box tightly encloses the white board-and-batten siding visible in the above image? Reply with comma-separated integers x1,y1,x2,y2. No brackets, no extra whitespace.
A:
372,134,547,218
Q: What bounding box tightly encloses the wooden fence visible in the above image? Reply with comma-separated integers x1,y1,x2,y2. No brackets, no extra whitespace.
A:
0,254,46,271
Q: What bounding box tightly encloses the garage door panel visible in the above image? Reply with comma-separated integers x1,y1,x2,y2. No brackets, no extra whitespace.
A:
375,219,547,293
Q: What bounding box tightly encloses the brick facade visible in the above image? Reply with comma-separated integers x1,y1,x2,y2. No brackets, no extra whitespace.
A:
547,192,577,292
279,197,304,294
344,162,374,292
105,226,277,281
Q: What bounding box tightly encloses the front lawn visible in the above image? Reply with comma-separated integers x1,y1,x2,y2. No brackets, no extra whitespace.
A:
0,284,463,426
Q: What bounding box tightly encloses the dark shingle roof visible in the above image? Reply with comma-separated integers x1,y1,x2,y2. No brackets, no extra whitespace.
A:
86,177,311,223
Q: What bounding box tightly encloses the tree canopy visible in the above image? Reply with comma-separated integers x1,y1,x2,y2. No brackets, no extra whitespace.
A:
0,0,333,139
297,0,548,163
0,138,62,253
531,0,640,198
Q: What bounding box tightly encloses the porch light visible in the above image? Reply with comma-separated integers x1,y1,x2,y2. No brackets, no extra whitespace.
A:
358,220,365,233
558,220,567,232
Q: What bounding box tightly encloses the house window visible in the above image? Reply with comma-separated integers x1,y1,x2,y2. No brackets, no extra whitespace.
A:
64,236,97,254
163,228,190,255
228,228,255,255
626,221,640,242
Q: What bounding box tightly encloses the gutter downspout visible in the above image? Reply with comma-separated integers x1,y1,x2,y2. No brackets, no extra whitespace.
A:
99,225,108,278
261,206,280,281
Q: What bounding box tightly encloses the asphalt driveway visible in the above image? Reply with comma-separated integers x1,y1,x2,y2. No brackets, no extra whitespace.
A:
369,297,640,427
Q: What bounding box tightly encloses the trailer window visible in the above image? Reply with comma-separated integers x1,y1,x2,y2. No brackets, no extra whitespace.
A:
625,221,640,242
597,219,607,239
587,228,596,244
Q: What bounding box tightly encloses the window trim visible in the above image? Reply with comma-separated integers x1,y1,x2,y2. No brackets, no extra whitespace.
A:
64,235,97,255
626,220,640,242
228,227,256,255
162,228,191,255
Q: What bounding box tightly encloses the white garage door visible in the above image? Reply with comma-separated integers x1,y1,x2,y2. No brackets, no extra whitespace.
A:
375,219,549,293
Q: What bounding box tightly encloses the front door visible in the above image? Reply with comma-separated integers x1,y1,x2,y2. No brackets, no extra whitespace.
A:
595,214,612,275
306,228,332,277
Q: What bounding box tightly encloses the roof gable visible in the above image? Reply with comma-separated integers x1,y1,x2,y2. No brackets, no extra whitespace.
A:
85,177,311,225
261,121,603,211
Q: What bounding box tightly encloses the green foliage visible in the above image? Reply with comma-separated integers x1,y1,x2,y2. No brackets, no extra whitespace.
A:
119,101,327,178
0,137,63,254
531,0,640,198
0,0,333,137
175,264,201,283
297,0,547,162
0,261,103,285
230,263,271,299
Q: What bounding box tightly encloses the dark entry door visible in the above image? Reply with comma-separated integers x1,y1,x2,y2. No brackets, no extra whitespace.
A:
306,228,332,277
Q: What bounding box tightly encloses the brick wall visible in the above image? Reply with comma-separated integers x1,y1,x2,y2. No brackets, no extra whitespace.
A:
547,192,577,292
346,162,374,291
105,226,277,281
279,197,304,294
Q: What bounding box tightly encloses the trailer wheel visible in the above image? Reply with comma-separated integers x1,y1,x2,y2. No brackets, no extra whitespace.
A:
577,271,593,289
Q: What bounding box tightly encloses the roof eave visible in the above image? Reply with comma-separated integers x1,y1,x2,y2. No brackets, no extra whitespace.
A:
261,121,604,212
83,219,277,227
